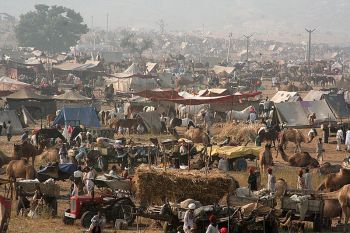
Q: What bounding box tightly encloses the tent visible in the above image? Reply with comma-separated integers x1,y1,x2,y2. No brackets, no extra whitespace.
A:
137,112,162,134
0,76,31,91
53,107,100,127
54,90,91,101
212,65,235,75
323,94,350,119
270,91,299,103
274,100,336,127
0,110,23,134
303,90,330,101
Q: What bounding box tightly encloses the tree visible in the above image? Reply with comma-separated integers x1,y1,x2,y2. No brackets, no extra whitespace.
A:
15,4,88,53
120,30,153,57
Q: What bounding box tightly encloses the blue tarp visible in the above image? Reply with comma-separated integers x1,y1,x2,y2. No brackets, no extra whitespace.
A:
53,106,100,127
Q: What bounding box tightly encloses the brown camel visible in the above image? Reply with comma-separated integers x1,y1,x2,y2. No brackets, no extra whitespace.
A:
258,145,273,173
277,145,319,168
6,159,35,180
184,128,210,145
13,141,44,165
318,162,342,176
109,118,140,134
37,147,60,164
320,184,350,231
279,128,306,152
317,168,350,192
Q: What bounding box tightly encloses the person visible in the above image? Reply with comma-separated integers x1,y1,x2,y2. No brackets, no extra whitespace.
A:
206,215,220,233
136,124,145,134
303,168,312,190
297,169,306,190
308,112,316,125
59,144,68,164
121,167,129,179
179,141,189,156
30,184,43,214
6,121,12,142
248,167,258,191
220,227,228,233
267,168,276,193
183,203,196,233
83,167,95,196
263,97,270,118
88,210,106,233
160,113,167,133
249,109,257,123
346,128,350,151
20,131,29,142
75,145,87,162
316,138,324,164
321,123,329,144
336,127,344,151
109,165,118,176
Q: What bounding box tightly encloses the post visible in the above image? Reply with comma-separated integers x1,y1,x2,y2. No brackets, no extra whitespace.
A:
243,34,253,72
227,33,232,63
305,28,316,77
106,13,109,32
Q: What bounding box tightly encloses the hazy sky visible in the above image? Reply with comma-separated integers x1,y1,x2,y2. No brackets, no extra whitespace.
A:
3,0,350,43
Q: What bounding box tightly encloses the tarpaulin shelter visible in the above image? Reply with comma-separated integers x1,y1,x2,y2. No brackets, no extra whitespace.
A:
0,76,31,91
212,65,235,75
0,110,23,134
134,89,261,105
136,111,162,134
303,90,330,101
53,107,100,127
270,91,299,103
323,94,350,119
274,100,336,127
54,90,91,101
53,60,101,71
6,88,56,118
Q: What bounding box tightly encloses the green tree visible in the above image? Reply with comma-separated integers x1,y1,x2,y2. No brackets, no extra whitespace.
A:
15,4,88,53
120,30,153,57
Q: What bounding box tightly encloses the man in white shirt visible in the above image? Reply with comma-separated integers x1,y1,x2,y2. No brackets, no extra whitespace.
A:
183,203,196,233
336,127,344,151
267,168,276,193
303,168,312,190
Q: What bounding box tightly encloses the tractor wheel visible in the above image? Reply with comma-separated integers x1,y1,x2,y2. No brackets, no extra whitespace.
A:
62,209,74,225
113,198,136,226
81,211,95,228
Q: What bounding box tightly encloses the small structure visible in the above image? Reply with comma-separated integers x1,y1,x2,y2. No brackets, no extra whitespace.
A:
270,91,300,103
0,110,23,134
53,106,100,127
54,90,93,109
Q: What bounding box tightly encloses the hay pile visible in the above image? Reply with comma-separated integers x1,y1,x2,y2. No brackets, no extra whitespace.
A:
217,123,262,142
133,164,239,205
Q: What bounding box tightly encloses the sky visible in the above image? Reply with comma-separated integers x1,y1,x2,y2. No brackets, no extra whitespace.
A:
2,0,350,44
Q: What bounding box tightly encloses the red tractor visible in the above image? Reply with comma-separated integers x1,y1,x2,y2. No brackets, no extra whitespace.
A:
63,195,135,228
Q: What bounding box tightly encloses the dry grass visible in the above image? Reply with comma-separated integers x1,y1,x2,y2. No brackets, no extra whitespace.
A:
214,122,262,142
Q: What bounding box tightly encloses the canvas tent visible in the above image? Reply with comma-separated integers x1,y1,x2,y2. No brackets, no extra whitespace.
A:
270,91,299,103
53,107,100,127
54,90,91,101
303,90,330,101
136,112,162,134
274,100,336,127
212,65,235,75
0,76,31,91
0,110,23,134
323,94,350,119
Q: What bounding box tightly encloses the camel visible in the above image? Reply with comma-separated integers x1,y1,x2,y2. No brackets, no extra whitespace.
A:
318,162,342,176
109,118,141,134
258,146,273,173
184,128,210,145
320,184,350,231
258,125,280,148
13,141,44,166
6,159,36,180
37,147,60,164
317,168,350,192
279,128,306,153
277,145,319,168
226,106,253,122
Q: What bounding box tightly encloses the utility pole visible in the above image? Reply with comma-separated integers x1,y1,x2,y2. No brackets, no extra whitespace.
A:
227,33,232,64
305,28,316,77
243,34,253,72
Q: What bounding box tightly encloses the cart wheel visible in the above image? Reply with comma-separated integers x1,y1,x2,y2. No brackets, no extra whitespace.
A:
81,211,95,228
62,209,74,225
114,198,136,226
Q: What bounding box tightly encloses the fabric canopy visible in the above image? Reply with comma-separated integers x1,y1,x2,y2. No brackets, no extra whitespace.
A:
212,65,235,75
53,107,100,127
0,76,31,91
6,88,50,100
54,90,91,101
113,63,154,79
53,60,100,71
134,89,261,105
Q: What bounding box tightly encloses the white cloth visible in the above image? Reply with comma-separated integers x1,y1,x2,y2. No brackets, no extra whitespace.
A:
206,224,220,233
183,210,194,232
267,174,276,192
89,214,106,231
345,130,350,146
73,170,83,178
303,173,312,190
85,171,95,194
336,129,344,140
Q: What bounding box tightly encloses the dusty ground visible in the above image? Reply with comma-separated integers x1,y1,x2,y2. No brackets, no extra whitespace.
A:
4,81,347,233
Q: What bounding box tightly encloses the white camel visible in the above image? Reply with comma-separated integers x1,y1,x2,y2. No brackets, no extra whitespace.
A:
226,106,253,122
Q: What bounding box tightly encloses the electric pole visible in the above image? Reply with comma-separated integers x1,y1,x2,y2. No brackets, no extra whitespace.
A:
106,14,109,32
227,33,232,64
243,34,253,72
305,28,316,77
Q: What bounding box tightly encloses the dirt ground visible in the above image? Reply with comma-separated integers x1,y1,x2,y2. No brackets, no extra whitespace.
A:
4,81,348,233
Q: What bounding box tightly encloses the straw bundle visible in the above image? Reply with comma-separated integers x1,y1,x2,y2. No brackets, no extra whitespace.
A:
217,123,262,142
133,165,239,205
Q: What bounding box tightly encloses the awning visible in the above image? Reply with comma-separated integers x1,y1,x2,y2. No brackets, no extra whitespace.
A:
53,60,100,71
